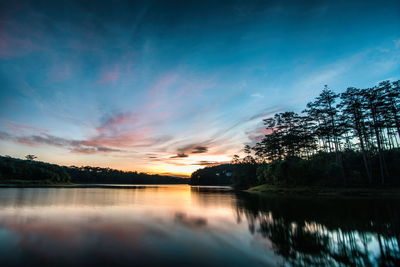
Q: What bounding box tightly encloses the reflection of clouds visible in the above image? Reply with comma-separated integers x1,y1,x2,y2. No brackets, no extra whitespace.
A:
1,218,171,266
0,186,280,266
0,186,188,208
175,212,207,228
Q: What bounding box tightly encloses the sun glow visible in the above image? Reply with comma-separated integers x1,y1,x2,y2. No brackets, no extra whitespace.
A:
149,154,232,177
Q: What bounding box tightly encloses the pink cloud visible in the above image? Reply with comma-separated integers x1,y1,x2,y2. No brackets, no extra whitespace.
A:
247,126,274,142
4,121,47,135
97,112,138,131
80,112,171,149
0,112,170,154
96,60,135,85
105,114,131,126
145,73,179,109
48,63,73,81
0,33,40,59
98,70,121,84
0,19,43,59
82,131,149,148
0,130,125,154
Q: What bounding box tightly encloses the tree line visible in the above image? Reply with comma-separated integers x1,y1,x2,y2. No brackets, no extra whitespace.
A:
191,80,400,188
0,156,70,183
189,164,233,185
0,156,187,184
66,165,186,184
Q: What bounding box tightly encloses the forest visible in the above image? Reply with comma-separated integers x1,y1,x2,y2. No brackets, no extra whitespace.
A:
189,164,233,185
191,80,400,189
0,155,70,184
65,165,186,184
0,156,187,185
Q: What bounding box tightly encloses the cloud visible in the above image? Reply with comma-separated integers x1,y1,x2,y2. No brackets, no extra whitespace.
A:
4,121,47,134
193,161,216,166
158,172,190,178
48,63,73,82
395,39,400,49
0,131,12,140
170,153,189,158
0,20,43,59
98,112,138,131
98,70,120,84
246,125,274,143
96,63,132,84
250,93,264,98
245,106,283,123
191,146,208,154
191,160,230,167
83,112,172,149
176,144,209,154
71,146,122,154
158,107,282,160
0,131,124,154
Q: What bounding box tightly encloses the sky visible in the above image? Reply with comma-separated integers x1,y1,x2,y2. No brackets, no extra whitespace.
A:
0,0,399,177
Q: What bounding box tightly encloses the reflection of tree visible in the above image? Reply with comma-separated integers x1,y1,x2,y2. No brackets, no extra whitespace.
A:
235,193,400,266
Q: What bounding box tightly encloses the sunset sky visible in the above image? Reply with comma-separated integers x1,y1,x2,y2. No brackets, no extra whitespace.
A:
0,0,399,176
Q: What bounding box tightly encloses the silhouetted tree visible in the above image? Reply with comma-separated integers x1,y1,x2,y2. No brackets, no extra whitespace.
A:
25,154,37,161
193,80,400,187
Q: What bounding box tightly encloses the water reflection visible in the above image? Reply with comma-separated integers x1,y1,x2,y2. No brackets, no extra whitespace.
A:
235,193,400,266
175,212,208,228
0,186,398,266
0,186,276,267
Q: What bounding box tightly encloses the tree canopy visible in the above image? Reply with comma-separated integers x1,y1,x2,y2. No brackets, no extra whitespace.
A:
191,80,400,188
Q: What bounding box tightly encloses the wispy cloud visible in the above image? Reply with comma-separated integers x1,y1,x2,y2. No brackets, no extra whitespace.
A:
176,143,209,155
170,153,189,159
191,146,208,154
394,39,400,49
0,131,124,154
191,160,226,166
3,121,47,134
1,0,399,175
250,93,264,98
0,19,43,59
246,125,275,144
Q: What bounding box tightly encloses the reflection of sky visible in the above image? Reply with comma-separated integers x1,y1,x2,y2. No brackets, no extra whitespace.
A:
0,186,279,266
0,0,399,175
0,186,398,266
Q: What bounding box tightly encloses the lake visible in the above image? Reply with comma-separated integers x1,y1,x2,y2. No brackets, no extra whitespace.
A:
0,185,399,266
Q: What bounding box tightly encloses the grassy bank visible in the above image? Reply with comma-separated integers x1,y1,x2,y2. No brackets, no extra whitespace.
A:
247,184,400,197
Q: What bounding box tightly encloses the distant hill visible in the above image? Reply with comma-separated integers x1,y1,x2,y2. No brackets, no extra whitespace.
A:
65,165,187,184
0,156,70,183
0,156,187,184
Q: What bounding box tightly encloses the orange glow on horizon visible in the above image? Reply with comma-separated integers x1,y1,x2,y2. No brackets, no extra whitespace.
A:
0,143,233,178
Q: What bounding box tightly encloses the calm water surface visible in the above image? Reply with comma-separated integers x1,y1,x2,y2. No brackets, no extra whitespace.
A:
0,185,399,266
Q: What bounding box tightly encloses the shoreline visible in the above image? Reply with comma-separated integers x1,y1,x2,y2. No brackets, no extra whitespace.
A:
0,181,188,189
246,184,400,197
1,182,398,198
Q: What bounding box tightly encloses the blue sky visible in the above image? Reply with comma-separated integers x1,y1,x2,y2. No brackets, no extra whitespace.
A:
0,0,399,176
